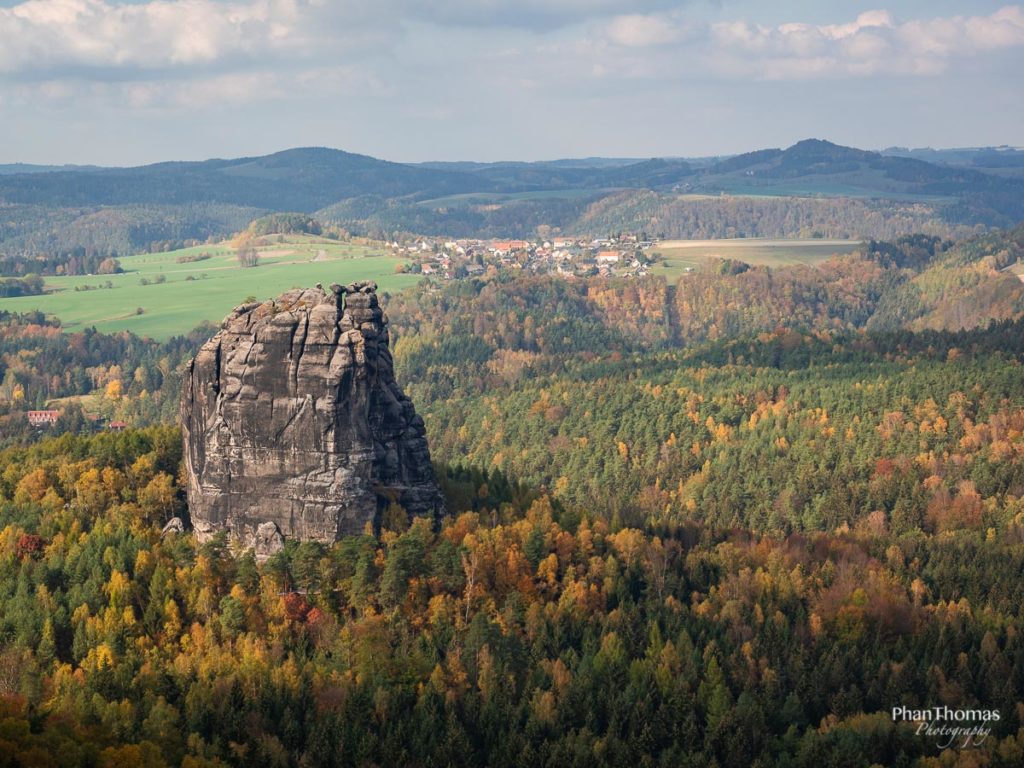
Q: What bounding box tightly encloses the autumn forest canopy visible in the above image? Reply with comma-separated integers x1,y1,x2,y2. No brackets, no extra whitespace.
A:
1,219,1024,766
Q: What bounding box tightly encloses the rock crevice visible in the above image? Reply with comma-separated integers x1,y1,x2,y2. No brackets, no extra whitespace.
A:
181,281,444,549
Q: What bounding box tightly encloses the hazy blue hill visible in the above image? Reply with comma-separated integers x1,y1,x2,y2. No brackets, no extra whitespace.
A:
705,139,949,184
882,145,1024,171
417,157,646,172
455,162,611,191
0,163,102,175
972,149,1024,169
599,158,694,186
1,140,1018,211
2,140,1023,261
0,147,494,211
767,138,876,175
688,140,1024,226
428,157,694,192
702,139,1005,186
708,148,784,173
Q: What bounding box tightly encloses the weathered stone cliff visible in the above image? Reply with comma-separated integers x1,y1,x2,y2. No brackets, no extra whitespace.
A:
181,281,443,550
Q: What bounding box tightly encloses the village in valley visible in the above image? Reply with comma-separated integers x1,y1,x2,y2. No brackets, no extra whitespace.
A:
387,233,658,280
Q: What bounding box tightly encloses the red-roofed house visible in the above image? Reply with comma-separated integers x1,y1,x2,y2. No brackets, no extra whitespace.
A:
27,410,60,427
491,240,530,254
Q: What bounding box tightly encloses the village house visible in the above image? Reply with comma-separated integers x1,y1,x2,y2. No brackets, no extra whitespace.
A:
490,240,530,254
27,410,60,428
391,231,656,283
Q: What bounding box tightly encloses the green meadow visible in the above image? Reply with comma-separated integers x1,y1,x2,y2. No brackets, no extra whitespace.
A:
648,237,863,280
0,236,420,340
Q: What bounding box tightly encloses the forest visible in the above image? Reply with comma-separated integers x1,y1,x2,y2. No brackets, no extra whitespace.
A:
1,225,1024,765
317,191,983,243
0,205,261,273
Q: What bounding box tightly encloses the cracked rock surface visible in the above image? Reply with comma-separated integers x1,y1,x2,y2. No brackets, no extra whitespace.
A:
181,281,444,549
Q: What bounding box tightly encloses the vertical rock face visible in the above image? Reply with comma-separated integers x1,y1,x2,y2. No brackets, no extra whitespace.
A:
181,281,444,549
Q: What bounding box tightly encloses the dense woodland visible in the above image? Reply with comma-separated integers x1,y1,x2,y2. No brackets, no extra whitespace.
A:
317,191,987,243
0,205,262,272
0,313,208,443
2,225,1024,765
577,193,984,241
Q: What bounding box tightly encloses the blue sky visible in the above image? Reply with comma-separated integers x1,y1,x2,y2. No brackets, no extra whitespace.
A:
0,0,1021,164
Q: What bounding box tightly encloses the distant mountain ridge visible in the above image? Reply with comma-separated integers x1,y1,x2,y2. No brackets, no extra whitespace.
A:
0,163,103,175
0,146,705,209
881,145,1024,168
0,147,490,210
1,139,1023,263
2,139,1020,210
704,139,1021,192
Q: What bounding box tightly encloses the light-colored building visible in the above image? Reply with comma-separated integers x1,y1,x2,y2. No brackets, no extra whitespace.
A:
27,410,60,427
491,240,530,254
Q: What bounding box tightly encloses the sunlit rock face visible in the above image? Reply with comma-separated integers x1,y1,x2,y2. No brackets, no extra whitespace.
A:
181,281,443,550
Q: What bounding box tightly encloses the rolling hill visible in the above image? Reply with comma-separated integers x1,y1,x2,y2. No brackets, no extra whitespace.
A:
1,140,1023,265
0,147,490,210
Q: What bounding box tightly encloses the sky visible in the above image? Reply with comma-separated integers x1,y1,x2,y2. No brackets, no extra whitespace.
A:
0,0,1022,165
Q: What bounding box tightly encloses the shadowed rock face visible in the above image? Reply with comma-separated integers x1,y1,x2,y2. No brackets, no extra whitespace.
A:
181,281,443,550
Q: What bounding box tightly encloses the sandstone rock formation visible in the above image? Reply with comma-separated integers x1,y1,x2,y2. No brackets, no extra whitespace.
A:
161,517,185,537
254,521,285,560
181,281,444,550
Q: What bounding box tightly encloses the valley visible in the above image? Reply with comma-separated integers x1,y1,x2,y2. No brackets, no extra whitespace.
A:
5,1,1023,762
1,143,1024,768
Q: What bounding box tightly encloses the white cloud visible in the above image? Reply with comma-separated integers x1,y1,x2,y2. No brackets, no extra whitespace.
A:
710,5,1024,80
572,6,1023,86
0,0,313,75
816,10,895,41
2,0,1023,135
0,0,682,81
403,0,680,30
600,13,687,48
8,1,1022,87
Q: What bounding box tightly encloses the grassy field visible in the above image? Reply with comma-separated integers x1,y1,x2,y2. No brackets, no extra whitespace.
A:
0,236,420,340
649,238,863,280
